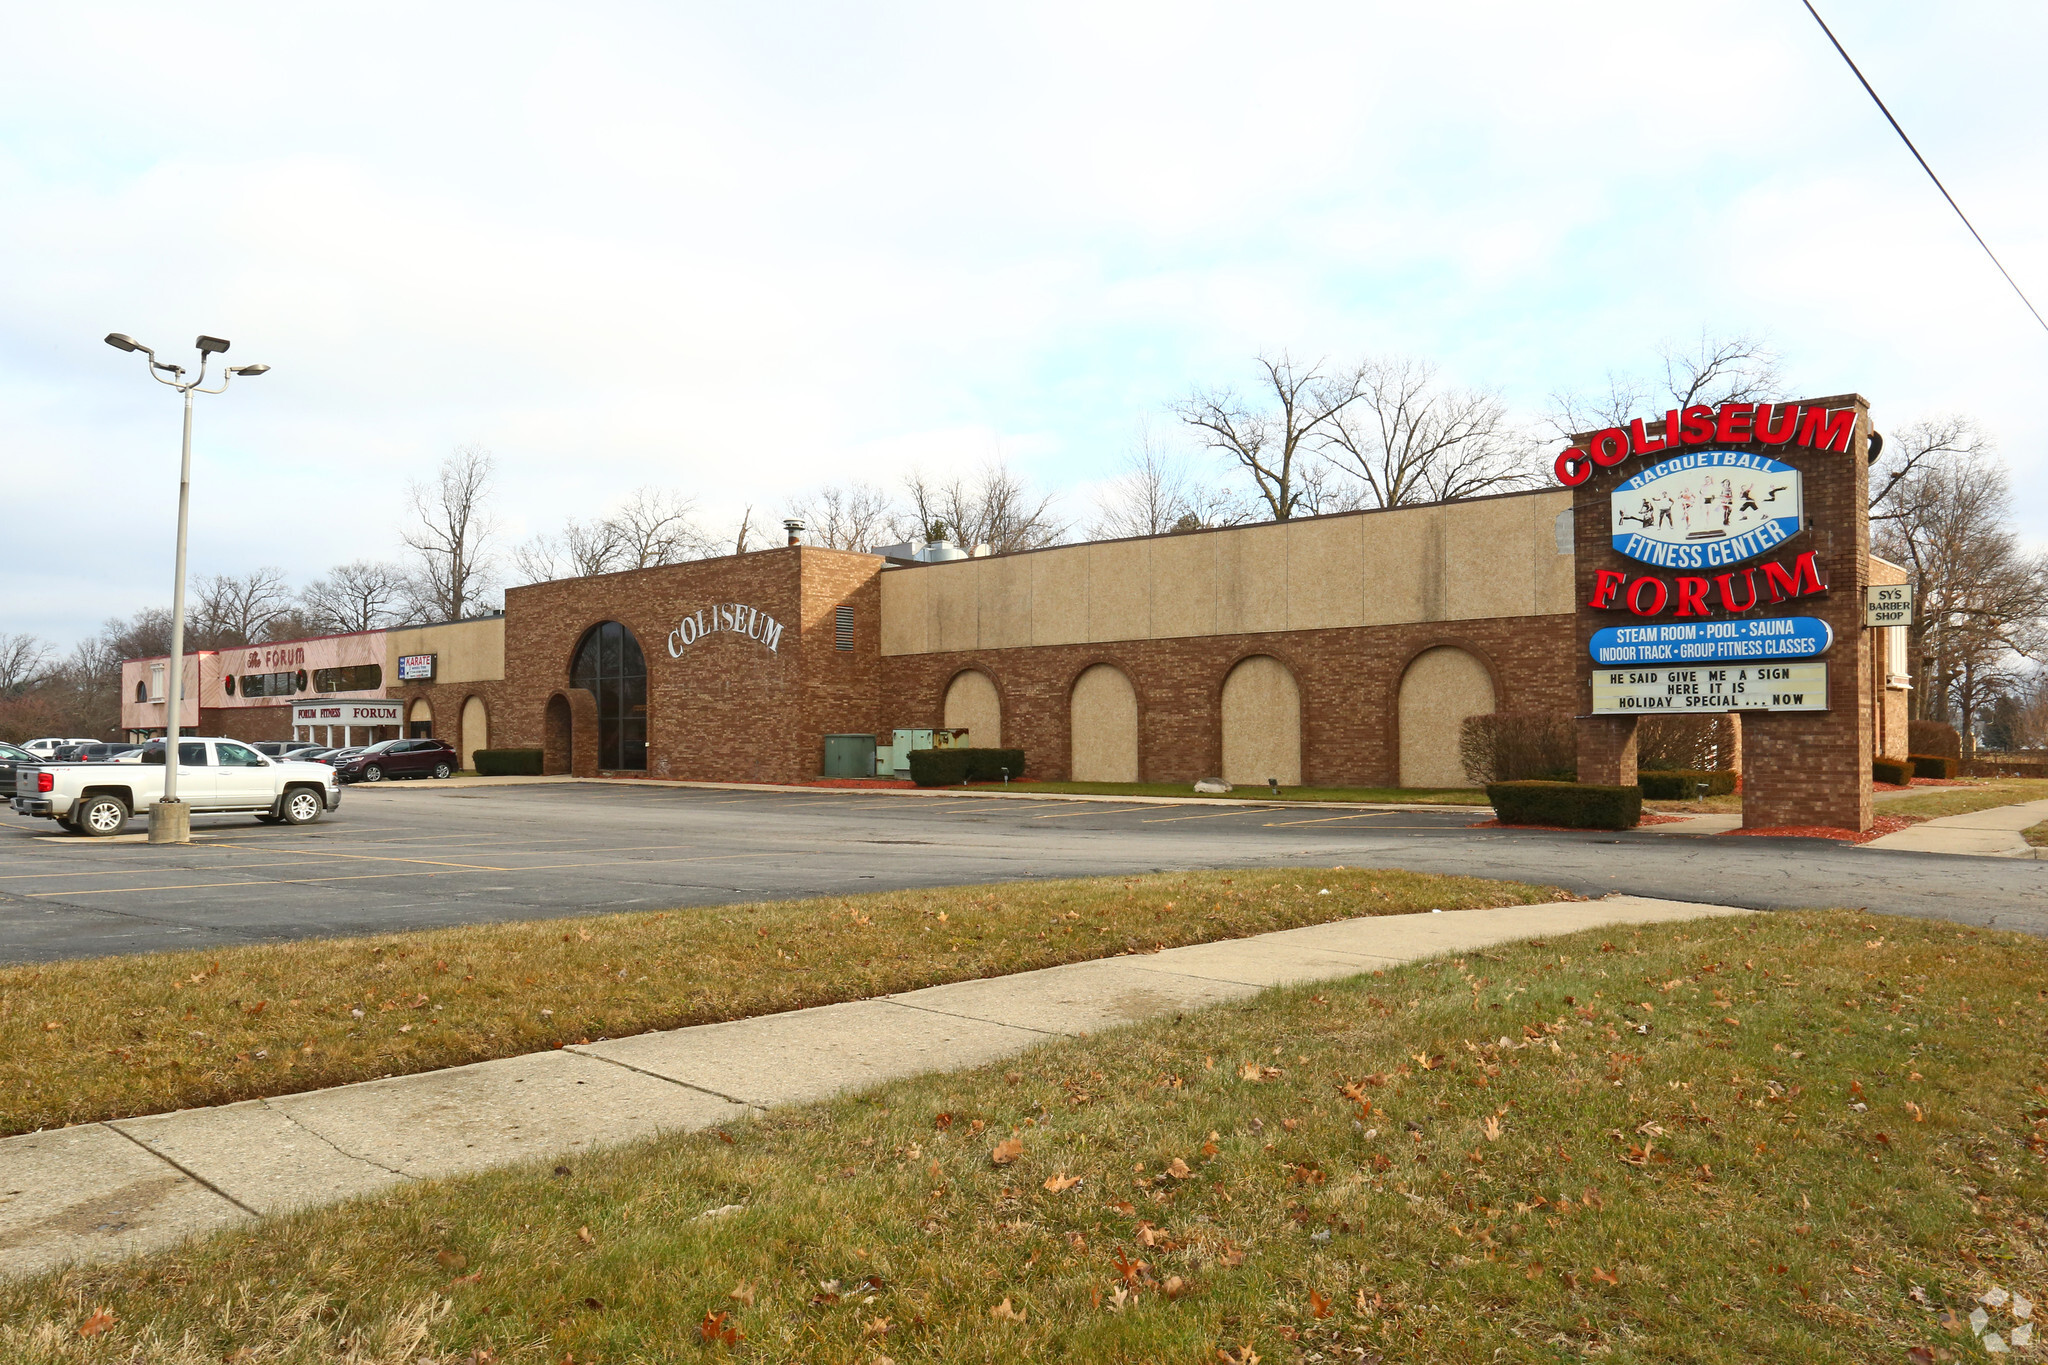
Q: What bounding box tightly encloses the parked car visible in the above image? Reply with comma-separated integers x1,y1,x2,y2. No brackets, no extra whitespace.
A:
10,737,342,836
0,742,37,791
290,748,339,764
24,737,99,757
333,738,460,783
51,742,137,763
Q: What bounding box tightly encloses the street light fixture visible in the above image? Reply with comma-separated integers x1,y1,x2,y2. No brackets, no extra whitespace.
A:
105,331,269,844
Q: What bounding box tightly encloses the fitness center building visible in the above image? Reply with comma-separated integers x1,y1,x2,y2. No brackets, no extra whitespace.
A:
385,391,1909,831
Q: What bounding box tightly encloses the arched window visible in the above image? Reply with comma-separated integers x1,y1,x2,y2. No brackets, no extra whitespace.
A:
135,681,147,704
571,621,648,771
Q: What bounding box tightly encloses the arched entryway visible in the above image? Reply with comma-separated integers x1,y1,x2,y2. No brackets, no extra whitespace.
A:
570,621,648,771
1221,655,1301,786
943,669,1001,747
544,694,574,775
460,695,489,772
1397,646,1496,788
1070,664,1138,782
408,697,433,739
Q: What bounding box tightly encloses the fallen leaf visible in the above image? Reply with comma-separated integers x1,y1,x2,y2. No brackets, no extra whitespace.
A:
1482,1116,1504,1142
934,1112,954,1131
1044,1173,1083,1193
1906,1101,1925,1122
991,1137,1024,1166
576,1225,595,1245
1591,1266,1619,1286
436,1248,467,1270
729,1283,755,1307
989,1297,1027,1322
1308,1287,1332,1318
1166,1157,1193,1180
863,1316,892,1336
78,1308,115,1338
1162,1274,1189,1299
443,1270,482,1288
698,1309,743,1345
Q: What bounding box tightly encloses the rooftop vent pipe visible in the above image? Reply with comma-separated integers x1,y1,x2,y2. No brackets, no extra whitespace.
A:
783,519,804,547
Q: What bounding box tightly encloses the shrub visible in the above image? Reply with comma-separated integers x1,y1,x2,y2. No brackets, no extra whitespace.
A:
473,748,544,777
1458,712,1575,785
1909,719,1961,761
908,747,1027,787
1638,715,1738,771
1486,781,1641,830
1637,769,1737,800
1908,754,1956,780
1872,757,1911,786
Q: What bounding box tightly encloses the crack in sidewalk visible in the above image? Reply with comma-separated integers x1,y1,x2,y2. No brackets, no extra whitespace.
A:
258,1100,415,1181
101,1123,261,1218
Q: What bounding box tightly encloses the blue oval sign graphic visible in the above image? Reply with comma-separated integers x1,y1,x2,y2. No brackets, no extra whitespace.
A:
1590,616,1833,666
1611,450,1802,568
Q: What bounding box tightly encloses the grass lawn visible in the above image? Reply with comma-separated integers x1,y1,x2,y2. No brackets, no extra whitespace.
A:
965,781,1492,805
2025,821,2046,848
10,908,2045,1363
1879,778,2048,821
0,868,1558,1137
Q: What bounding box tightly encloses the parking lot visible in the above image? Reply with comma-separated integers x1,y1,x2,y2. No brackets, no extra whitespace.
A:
2,781,2041,961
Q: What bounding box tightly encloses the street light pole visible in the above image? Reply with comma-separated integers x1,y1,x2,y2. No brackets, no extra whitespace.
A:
104,333,269,844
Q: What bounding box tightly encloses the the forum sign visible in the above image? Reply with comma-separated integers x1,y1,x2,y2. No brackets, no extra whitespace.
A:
667,603,787,656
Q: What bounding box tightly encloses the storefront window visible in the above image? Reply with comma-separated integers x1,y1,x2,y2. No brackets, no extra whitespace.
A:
312,664,383,694
571,621,647,771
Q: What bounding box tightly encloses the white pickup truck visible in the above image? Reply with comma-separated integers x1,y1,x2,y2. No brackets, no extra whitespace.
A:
10,737,342,837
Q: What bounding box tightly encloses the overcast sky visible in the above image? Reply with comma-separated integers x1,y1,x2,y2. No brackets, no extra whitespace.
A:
5,1,2044,648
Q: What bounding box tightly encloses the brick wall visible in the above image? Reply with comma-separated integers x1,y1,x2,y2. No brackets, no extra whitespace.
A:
879,615,1577,786
493,548,883,783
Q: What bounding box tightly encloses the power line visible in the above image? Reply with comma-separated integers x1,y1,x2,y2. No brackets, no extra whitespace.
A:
1799,0,2048,337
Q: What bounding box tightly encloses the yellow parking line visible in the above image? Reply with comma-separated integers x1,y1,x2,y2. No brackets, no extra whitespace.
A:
1259,812,1398,827
1139,806,1285,823
1030,805,1159,820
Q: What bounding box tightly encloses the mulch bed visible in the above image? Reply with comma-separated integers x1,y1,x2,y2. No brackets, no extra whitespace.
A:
1469,812,1691,833
1721,813,1924,844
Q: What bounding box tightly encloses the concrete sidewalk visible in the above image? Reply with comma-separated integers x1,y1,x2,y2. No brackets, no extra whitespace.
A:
0,895,1747,1281
1863,798,2048,858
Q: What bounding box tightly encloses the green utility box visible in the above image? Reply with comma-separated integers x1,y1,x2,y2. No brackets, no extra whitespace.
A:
822,734,877,779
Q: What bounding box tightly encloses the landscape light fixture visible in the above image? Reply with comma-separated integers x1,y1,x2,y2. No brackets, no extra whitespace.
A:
103,330,271,843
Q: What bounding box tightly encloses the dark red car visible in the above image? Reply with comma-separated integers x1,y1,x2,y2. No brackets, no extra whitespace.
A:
333,738,460,783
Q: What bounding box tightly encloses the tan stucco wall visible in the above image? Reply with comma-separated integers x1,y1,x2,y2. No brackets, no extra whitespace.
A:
385,617,506,685
878,490,1574,655
1069,664,1139,782
1220,655,1301,786
943,669,1002,747
1397,646,1497,788
460,695,490,769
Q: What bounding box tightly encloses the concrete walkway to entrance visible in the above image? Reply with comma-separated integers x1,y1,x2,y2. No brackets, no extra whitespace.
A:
1863,798,2048,859
1,895,1745,1281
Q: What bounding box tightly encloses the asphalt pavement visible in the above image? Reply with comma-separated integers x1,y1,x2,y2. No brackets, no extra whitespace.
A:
1,781,2041,963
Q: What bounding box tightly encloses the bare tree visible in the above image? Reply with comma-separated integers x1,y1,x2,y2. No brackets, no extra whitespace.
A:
1321,357,1542,507
301,560,412,633
789,481,898,551
1089,427,1249,539
1874,446,2048,748
102,607,174,663
1176,353,1365,522
1549,330,1785,438
0,633,51,696
1869,415,1990,516
192,567,294,646
900,459,1065,553
731,505,756,556
402,445,499,620
609,487,707,568
512,519,625,583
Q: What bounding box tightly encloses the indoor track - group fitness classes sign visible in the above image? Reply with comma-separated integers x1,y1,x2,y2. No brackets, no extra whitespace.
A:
1563,399,1853,716
667,602,787,656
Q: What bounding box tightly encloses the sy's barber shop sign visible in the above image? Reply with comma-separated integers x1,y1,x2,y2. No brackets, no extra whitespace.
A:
667,603,787,656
